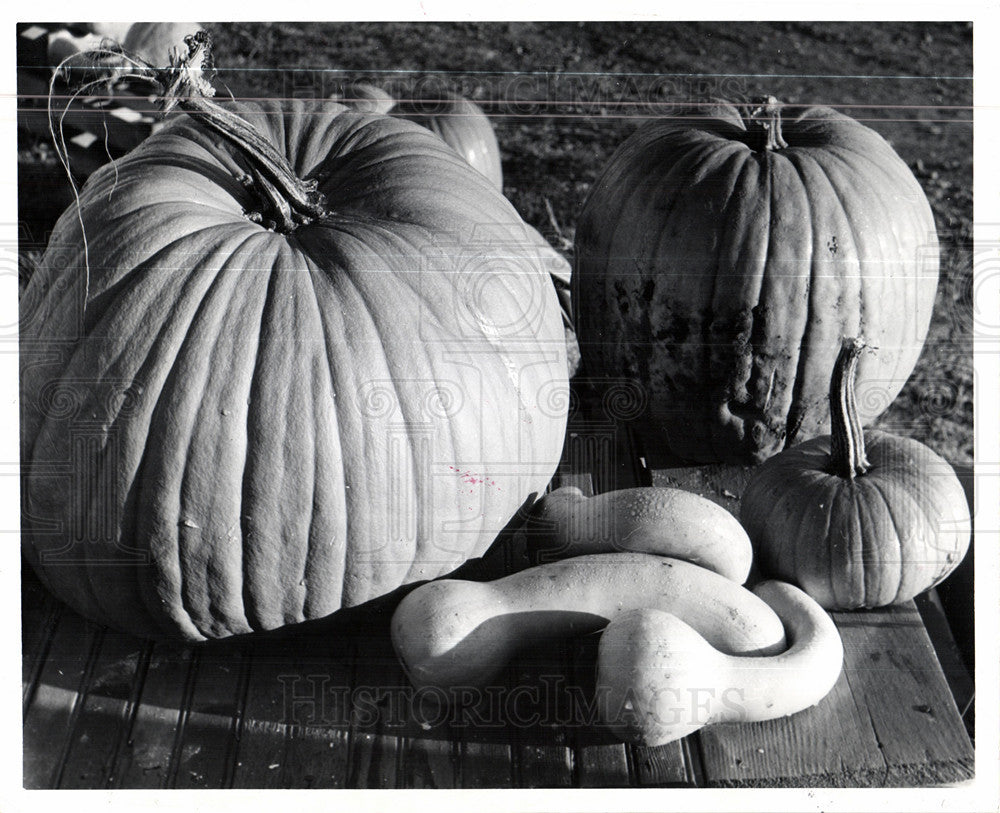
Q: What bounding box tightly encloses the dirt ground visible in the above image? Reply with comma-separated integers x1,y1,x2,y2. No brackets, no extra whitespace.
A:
19,21,973,463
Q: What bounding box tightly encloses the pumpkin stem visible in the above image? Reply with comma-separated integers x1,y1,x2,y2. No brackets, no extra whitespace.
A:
829,337,872,480
94,30,327,233
747,96,789,151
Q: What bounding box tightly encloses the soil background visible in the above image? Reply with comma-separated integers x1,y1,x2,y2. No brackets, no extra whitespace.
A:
211,21,974,464
19,21,973,464
19,21,973,463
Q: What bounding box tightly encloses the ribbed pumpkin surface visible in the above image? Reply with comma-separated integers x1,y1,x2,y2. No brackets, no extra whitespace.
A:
740,430,971,608
21,99,567,641
392,92,504,191
573,102,939,463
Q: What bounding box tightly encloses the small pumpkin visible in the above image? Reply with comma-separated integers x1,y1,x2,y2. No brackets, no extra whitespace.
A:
740,338,971,609
20,33,568,641
391,90,504,191
573,97,940,464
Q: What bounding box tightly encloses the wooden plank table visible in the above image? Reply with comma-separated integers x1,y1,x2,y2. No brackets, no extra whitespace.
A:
21,387,975,789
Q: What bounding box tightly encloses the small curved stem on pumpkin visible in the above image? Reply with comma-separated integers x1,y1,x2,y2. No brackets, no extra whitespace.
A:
829,337,872,480
748,95,789,151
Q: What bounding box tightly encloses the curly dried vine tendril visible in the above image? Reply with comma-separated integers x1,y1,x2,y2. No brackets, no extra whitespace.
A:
60,30,328,233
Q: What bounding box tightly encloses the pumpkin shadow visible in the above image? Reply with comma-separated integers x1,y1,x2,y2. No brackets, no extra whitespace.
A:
22,486,628,777
186,489,623,750
221,489,542,652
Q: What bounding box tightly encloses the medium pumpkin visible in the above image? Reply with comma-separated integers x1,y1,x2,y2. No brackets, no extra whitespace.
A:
20,35,568,641
47,23,204,79
337,82,503,190
85,22,204,63
740,338,971,609
573,97,939,464
392,91,503,191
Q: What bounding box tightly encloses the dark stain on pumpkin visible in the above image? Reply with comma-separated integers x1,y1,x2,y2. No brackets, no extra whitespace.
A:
613,279,631,315
652,315,690,346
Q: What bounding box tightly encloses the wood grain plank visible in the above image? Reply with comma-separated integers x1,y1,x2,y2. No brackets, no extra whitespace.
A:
934,463,974,675
347,730,399,788
112,642,193,789
835,604,974,786
397,667,459,788
171,644,249,789
22,566,62,714
631,744,694,788
558,412,619,497
233,717,288,790
229,632,361,789
514,740,574,788
698,661,886,786
399,731,458,788
648,462,753,512
508,648,575,788
915,589,975,738
231,643,294,789
22,609,102,789
570,631,630,788
58,630,148,789
285,725,352,788
451,598,514,788
280,636,354,789
346,624,403,788
696,597,973,787
457,740,514,788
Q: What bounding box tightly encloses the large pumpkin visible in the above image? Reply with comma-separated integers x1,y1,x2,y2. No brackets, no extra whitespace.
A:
573,98,939,463
20,82,568,639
